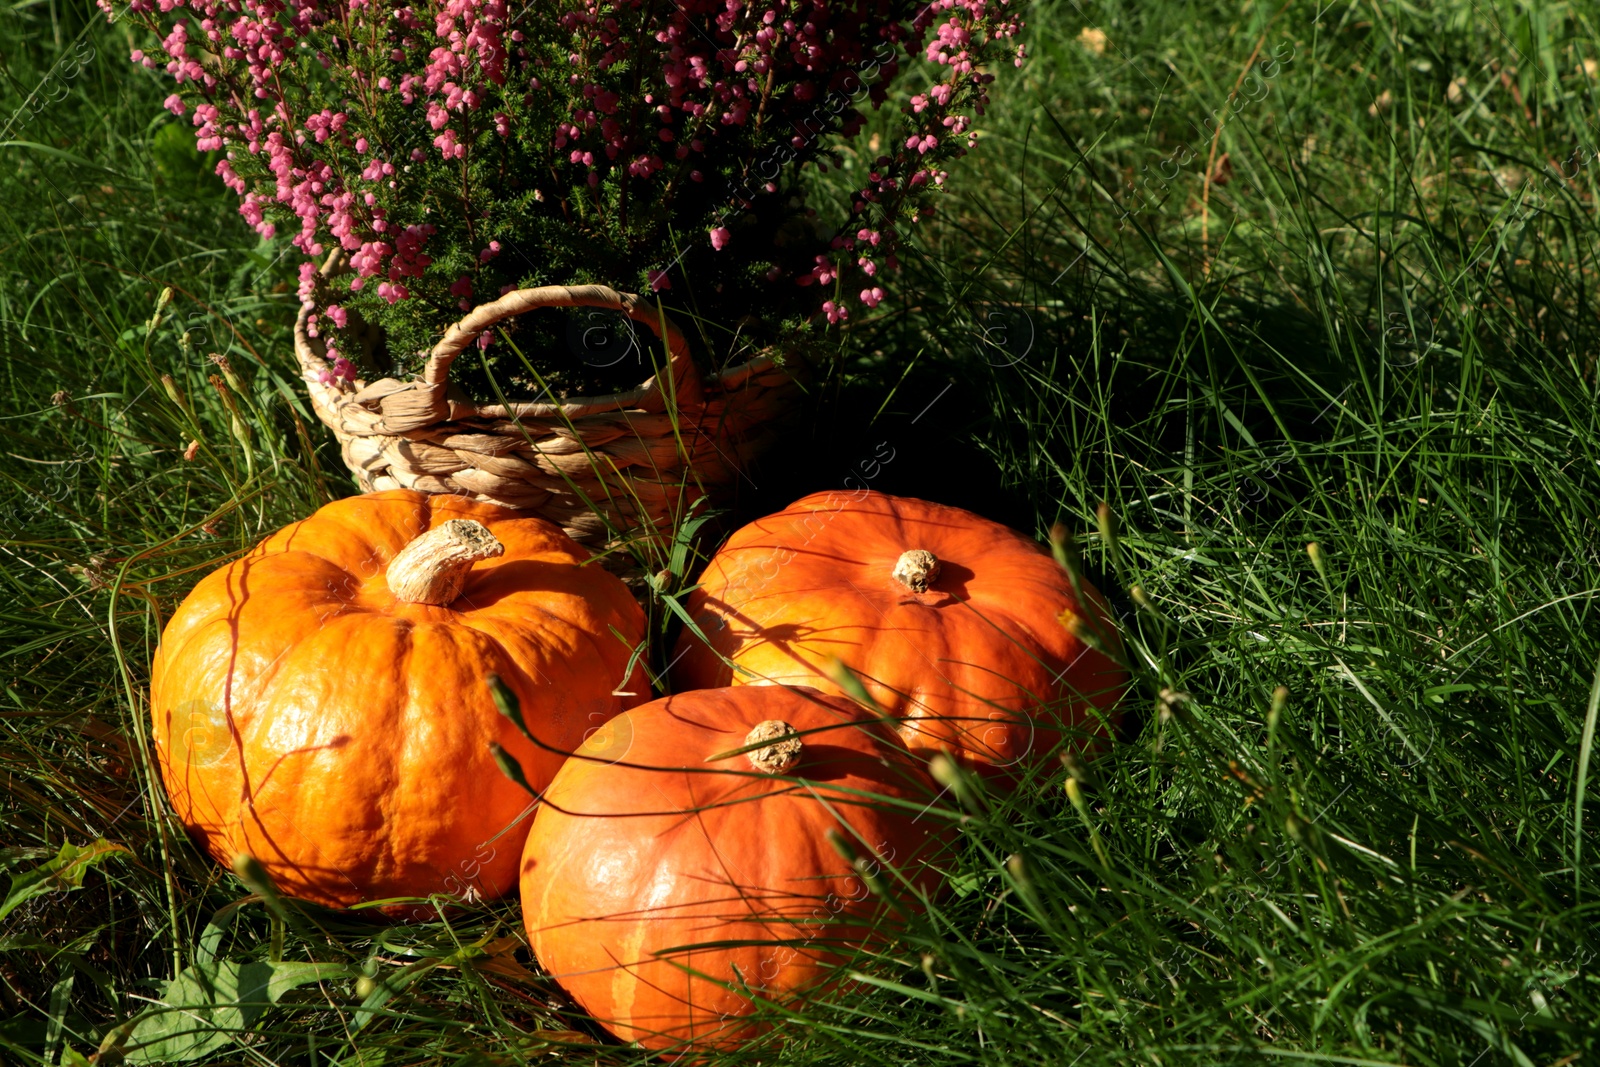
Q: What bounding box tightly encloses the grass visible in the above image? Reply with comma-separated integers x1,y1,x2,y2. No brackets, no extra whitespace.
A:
3,0,1600,1064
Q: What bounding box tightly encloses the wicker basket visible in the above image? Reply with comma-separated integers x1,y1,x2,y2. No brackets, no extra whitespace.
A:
293,257,802,550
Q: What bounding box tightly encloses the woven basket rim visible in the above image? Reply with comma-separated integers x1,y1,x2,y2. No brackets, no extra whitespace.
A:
295,250,787,420
290,250,806,552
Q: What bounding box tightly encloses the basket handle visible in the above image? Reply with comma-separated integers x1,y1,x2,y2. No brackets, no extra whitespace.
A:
424,285,698,398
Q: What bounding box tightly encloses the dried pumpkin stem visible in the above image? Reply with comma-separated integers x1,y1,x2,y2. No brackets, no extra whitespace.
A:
745,720,802,774
892,549,941,593
387,519,504,605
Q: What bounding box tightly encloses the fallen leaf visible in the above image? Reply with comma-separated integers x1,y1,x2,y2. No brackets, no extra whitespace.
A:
0,839,130,921
1208,152,1234,187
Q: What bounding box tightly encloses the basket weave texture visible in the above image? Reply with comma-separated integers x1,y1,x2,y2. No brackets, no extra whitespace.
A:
294,263,801,548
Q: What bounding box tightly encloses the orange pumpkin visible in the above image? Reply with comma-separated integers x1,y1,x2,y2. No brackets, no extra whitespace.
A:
672,490,1126,774
520,685,949,1055
150,489,647,914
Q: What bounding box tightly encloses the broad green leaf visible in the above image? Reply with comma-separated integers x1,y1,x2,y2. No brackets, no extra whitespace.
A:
124,959,347,1064
0,839,129,921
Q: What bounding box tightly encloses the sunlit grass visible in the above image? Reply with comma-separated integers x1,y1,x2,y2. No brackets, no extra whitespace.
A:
2,0,1598,1064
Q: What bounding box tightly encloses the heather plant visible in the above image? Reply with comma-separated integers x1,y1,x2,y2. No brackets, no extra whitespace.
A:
107,0,1025,387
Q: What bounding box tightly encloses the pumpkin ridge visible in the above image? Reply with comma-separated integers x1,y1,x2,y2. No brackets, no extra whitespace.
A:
464,574,625,652
391,616,444,891
455,620,583,793
683,782,758,947
160,551,358,655
246,611,412,903
948,575,1126,705
159,581,369,830
350,613,421,895
402,617,565,899
259,492,421,575
401,616,516,900
559,599,634,712
462,513,583,568
466,603,634,737
946,597,1081,683
250,784,369,904
789,587,937,718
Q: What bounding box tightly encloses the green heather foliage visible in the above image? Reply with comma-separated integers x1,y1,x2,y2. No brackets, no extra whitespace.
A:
2,0,1599,1064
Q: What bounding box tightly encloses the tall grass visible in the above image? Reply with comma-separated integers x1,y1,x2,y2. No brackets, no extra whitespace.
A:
2,0,1598,1064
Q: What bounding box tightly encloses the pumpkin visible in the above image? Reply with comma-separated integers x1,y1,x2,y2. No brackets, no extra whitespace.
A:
150,488,648,914
520,685,949,1054
672,490,1126,774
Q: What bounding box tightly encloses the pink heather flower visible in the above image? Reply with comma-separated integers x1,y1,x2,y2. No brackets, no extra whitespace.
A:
450,275,473,297
434,129,466,159
822,300,848,324
326,304,349,328
133,0,1017,335
648,269,671,291
297,261,318,309
330,357,356,382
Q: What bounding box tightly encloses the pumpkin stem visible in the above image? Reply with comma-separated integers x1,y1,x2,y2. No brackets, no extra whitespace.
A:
892,549,941,593
744,720,802,774
386,519,504,605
